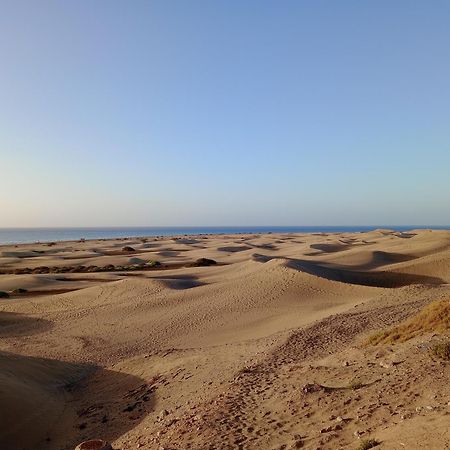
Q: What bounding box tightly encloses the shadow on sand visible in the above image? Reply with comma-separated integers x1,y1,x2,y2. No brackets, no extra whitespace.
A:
0,311,53,337
0,351,154,450
151,273,206,289
252,254,445,288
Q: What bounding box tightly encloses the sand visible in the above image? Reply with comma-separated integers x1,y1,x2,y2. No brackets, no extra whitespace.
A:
0,229,449,449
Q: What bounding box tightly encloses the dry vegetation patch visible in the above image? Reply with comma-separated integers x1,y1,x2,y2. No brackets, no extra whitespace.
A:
356,439,380,450
431,341,450,360
367,300,449,345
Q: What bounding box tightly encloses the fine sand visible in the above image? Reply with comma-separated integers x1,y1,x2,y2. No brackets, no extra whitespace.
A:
0,230,449,449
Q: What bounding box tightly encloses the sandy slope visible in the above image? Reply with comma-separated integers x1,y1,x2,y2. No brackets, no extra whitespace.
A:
0,230,449,450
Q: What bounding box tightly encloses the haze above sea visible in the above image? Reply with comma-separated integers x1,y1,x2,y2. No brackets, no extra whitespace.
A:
0,226,449,245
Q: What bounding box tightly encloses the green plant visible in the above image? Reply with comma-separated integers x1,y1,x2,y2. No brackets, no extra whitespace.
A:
356,439,380,450
0,291,10,299
147,260,161,268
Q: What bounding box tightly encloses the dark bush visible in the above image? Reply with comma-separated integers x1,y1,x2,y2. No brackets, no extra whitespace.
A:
431,342,450,360
356,439,380,450
12,288,28,294
192,258,217,267
147,260,162,268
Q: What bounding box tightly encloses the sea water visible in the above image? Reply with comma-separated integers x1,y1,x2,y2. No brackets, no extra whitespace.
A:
0,226,448,245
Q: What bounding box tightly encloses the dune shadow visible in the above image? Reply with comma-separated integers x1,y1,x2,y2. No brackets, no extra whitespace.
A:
395,232,417,239
140,243,162,249
157,250,181,257
0,351,154,450
308,243,351,253
343,250,417,271
217,246,252,253
252,253,274,263
286,259,445,288
66,368,157,450
251,255,444,287
150,274,206,290
246,243,279,251
0,311,53,337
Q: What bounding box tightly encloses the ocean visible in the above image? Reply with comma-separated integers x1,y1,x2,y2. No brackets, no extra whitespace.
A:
0,226,448,245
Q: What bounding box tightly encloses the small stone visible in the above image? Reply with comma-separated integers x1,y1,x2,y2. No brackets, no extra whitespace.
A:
157,409,169,421
302,383,325,394
426,405,434,411
335,416,344,422
379,361,393,369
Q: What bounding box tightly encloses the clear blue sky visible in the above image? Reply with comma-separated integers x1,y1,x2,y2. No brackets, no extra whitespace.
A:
1,1,449,226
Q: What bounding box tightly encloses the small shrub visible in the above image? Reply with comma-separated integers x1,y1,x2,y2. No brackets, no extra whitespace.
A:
192,258,217,267
356,439,380,450
431,341,450,360
147,260,161,268
122,246,135,252
14,268,32,275
0,291,10,299
12,288,28,294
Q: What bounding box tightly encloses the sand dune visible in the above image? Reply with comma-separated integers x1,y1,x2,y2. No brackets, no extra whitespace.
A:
0,230,449,449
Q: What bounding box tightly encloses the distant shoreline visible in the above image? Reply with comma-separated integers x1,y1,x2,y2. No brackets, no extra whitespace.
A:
1,226,449,245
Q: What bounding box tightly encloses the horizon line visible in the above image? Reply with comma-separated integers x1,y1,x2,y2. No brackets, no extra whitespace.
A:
1,225,449,229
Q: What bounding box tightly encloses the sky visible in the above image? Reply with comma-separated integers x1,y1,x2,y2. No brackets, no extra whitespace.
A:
1,1,450,227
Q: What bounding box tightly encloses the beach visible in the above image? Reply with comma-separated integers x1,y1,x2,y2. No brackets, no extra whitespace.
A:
1,229,449,449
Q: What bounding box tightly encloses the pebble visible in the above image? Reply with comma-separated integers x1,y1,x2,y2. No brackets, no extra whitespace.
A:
157,409,169,422
379,361,394,369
